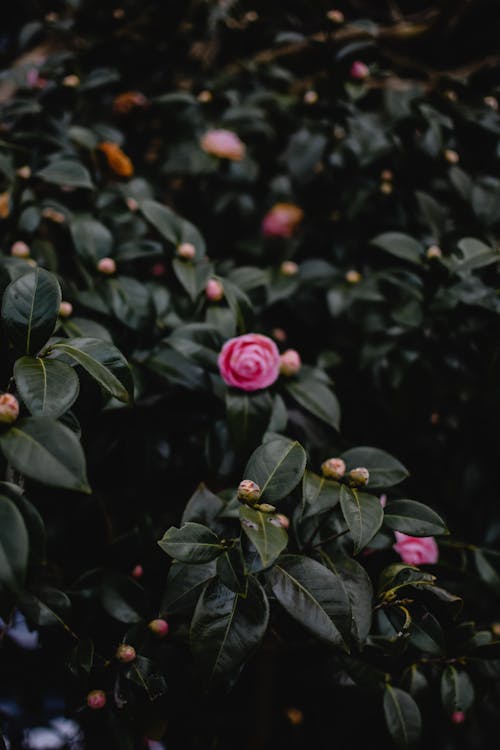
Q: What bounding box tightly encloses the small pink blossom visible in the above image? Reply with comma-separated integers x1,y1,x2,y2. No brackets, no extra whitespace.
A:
451,711,466,724
262,203,304,238
218,333,280,391
350,61,369,80
200,129,246,161
393,532,439,565
87,690,106,709
279,349,301,377
205,278,224,301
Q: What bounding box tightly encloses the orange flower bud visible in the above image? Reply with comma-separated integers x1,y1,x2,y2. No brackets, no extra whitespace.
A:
99,142,134,177
0,192,10,219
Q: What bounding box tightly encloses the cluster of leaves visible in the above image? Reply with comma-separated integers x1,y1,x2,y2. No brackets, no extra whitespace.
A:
1,1,500,749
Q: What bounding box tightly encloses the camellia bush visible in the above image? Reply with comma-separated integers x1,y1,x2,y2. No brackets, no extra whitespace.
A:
1,1,500,748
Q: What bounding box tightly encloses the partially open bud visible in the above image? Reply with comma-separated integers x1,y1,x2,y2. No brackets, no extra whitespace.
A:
327,9,344,24
87,690,106,710
345,269,361,284
280,260,299,276
238,479,261,505
0,394,19,425
59,301,73,318
270,513,290,529
426,245,442,260
148,618,169,637
280,349,301,377
205,278,224,302
11,241,30,258
303,90,318,105
350,61,369,80
451,711,465,724
131,564,144,579
444,149,459,164
63,74,80,87
255,503,276,513
97,257,116,275
177,242,196,260
347,467,370,487
321,458,346,480
16,165,32,180
116,644,136,663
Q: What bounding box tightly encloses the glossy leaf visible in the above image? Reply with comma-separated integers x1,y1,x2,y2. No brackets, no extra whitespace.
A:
244,437,307,504
323,554,373,646
0,495,29,591
340,486,384,554
383,685,422,749
341,447,409,488
371,232,424,265
384,500,448,536
441,665,475,715
161,561,216,615
239,505,288,568
2,268,61,355
37,159,93,189
158,522,224,563
285,377,341,430
14,356,79,417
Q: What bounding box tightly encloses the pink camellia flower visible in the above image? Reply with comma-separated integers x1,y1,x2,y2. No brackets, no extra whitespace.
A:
262,203,304,238
393,532,439,565
280,349,301,377
200,129,246,161
218,334,280,391
350,61,369,80
451,711,466,724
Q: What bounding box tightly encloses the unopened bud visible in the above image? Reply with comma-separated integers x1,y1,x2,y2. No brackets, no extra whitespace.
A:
484,96,498,111
131,564,144,579
269,513,290,529
116,644,136,663
444,149,459,164
11,241,30,258
97,257,116,275
280,260,298,276
426,245,442,260
381,169,393,182
345,269,361,284
327,9,344,24
321,458,346,480
148,618,169,637
280,349,301,377
255,503,276,513
303,90,318,105
347,467,370,487
205,278,224,302
59,301,73,318
63,74,80,87
380,181,393,194
126,197,139,212
451,711,465,724
238,479,261,505
272,328,287,342
177,242,196,260
0,394,19,424
350,61,369,80
87,690,106,709
197,90,213,103
16,165,31,180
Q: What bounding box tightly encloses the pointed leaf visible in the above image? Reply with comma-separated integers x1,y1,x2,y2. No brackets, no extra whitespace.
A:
383,685,422,749
440,665,475,715
158,522,224,563
240,505,288,568
37,159,93,189
285,378,341,430
340,486,383,554
341,447,409,488
2,268,61,355
244,437,307,504
161,560,216,615
14,356,79,417
0,495,29,591
384,499,447,536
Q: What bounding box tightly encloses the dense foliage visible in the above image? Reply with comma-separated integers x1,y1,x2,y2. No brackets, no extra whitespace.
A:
1,2,500,748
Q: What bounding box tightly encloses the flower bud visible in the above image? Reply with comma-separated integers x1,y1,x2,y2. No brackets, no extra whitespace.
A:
444,149,459,164
379,494,387,508
177,242,196,260
303,90,318,105
197,90,213,103
381,169,393,182
280,349,301,377
59,301,73,318
347,467,370,487
380,181,393,195
152,262,166,277
255,503,276,513
280,260,299,276
484,96,498,111
285,707,304,726
426,245,442,260
126,197,139,212
63,74,80,87
148,618,169,637
11,241,30,258
326,9,344,24
237,479,261,505
116,644,136,663
271,513,290,529
87,690,106,710
451,711,465,724
272,328,287,342
97,257,116,275
131,564,144,579
16,165,31,180
345,269,361,284
0,394,19,424
321,458,346,480
205,278,224,302
350,61,369,80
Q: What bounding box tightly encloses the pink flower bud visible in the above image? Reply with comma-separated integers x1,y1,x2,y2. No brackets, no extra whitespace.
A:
126,197,139,212
380,182,393,195
200,129,246,161
177,242,196,260
59,301,73,318
197,90,213,103
131,564,144,579
63,74,80,87
16,166,31,180
97,257,116,275
149,619,169,637
206,278,224,302
279,349,301,377
238,479,261,505
11,241,30,258
451,711,465,724
87,690,106,709
444,149,459,164
0,394,19,424
379,494,387,508
152,262,166,277
347,467,370,487
350,61,369,80
272,513,290,529
381,169,393,182
280,261,299,276
345,269,361,284
327,9,344,23
321,458,346,480
426,245,442,260
116,644,136,663
303,90,318,105
272,328,287,342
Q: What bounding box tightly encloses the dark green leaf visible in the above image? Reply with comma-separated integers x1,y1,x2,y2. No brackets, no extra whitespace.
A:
441,665,474,715
240,505,288,568
244,437,307,504
158,522,224,563
341,447,409,488
161,560,216,615
340,486,383,554
323,554,373,646
384,500,447,536
285,377,341,430
383,685,422,749
14,356,79,417
2,268,61,355
37,159,93,189
371,232,424,265
217,543,248,595
0,495,29,591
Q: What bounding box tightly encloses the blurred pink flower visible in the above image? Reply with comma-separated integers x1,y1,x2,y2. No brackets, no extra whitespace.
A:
262,203,304,238
393,532,438,565
218,334,280,391
200,129,246,161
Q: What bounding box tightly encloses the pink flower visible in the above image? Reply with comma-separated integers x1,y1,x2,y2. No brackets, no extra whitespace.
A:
218,334,280,391
262,203,304,238
393,532,439,565
451,711,466,724
200,129,246,161
280,349,301,376
350,61,369,80
87,690,106,710
206,278,224,301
